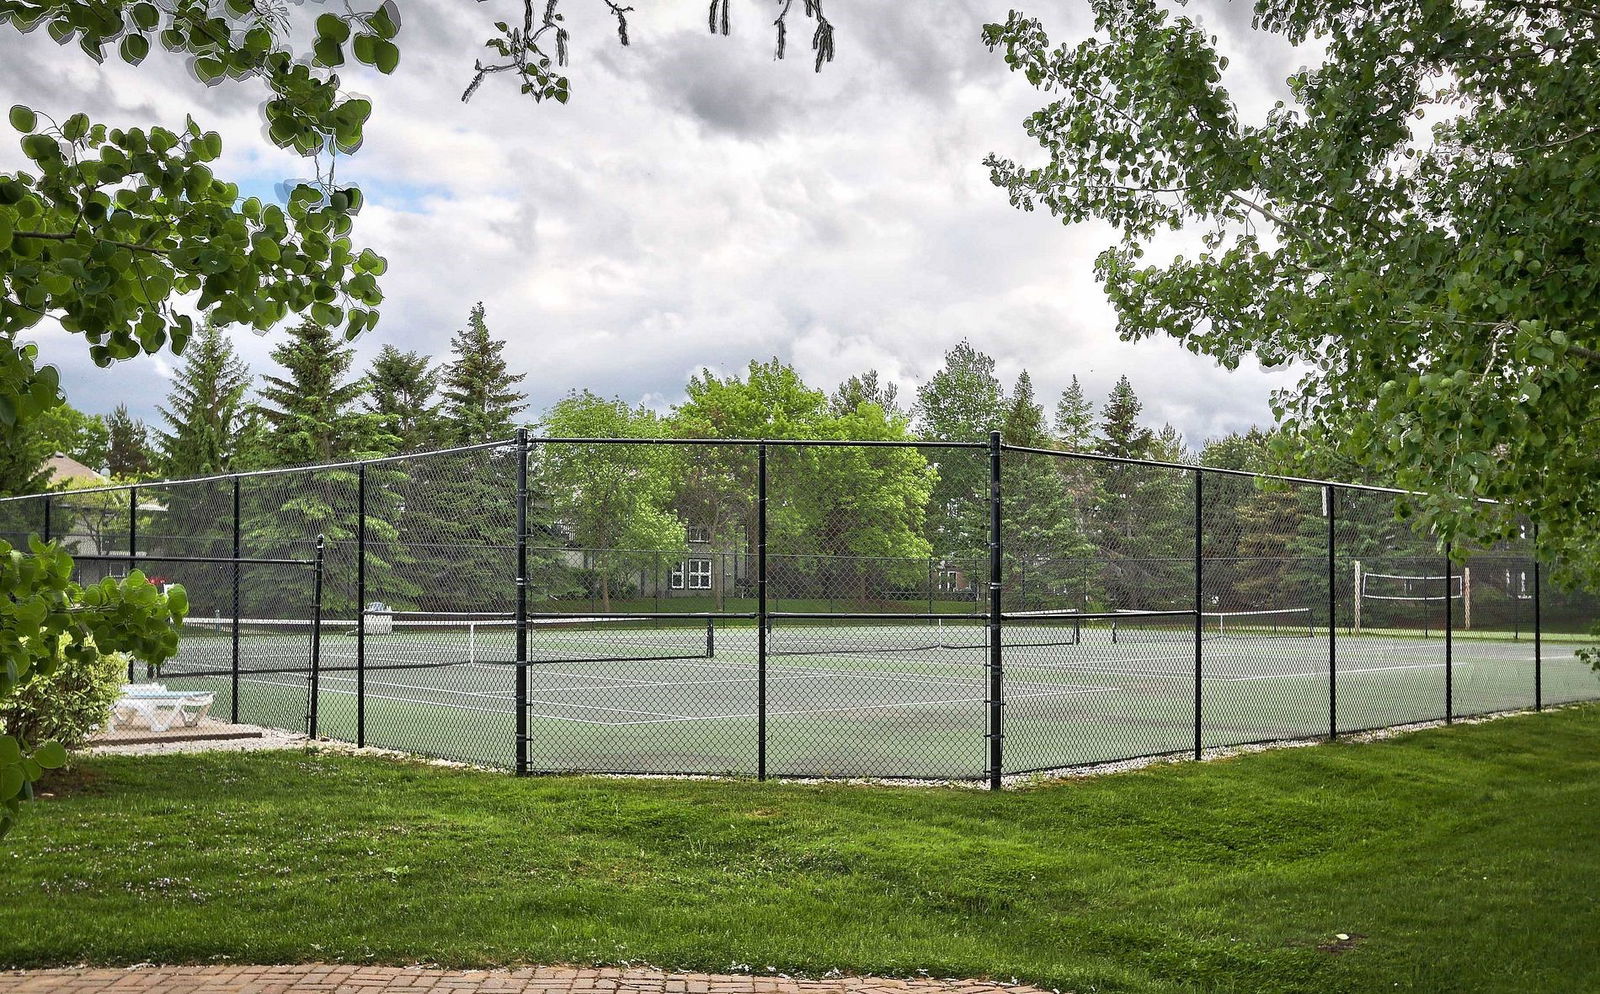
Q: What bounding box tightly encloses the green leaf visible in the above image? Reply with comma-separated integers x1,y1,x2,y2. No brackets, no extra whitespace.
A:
316,13,351,43
372,38,399,74
121,34,151,63
313,37,344,68
8,105,36,133
32,741,67,771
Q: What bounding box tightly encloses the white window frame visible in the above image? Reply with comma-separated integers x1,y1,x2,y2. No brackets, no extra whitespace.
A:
687,525,711,544
669,562,686,589
687,557,713,590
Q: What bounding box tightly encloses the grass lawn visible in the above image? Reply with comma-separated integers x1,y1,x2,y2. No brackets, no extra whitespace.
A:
4,706,1600,994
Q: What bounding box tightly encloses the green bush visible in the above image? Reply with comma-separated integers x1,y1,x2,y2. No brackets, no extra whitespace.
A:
0,649,126,751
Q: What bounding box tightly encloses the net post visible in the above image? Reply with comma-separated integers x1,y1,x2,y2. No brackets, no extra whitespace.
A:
1462,566,1471,631
1353,560,1363,634
41,494,50,543
515,429,530,777
1327,485,1337,740
1533,522,1542,711
309,533,325,740
231,476,241,724
356,461,367,748
757,442,769,782
1444,543,1453,724
1192,468,1203,762
128,485,139,682
987,431,1003,791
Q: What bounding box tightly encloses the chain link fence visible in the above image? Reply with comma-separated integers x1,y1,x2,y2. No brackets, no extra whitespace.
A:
4,432,1597,784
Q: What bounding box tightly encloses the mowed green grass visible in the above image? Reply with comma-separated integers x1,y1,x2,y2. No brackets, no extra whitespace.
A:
5,705,1600,993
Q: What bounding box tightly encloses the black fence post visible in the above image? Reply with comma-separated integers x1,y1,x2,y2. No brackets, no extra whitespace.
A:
757,442,769,782
1193,469,1204,761
128,485,138,682
1327,485,1338,740
1533,522,1542,712
356,461,367,748
41,494,50,543
309,534,325,739
515,429,530,776
1444,544,1454,724
231,477,241,724
987,431,1004,790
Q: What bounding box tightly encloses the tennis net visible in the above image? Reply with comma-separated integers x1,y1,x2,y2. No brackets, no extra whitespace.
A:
167,614,716,676
1103,608,1315,643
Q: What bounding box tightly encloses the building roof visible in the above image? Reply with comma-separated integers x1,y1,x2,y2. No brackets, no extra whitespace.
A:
45,453,107,486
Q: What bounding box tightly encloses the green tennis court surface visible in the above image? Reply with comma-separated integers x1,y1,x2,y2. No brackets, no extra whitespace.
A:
150,614,1600,780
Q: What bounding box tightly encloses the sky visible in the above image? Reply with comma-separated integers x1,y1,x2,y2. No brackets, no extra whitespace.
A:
1,1,1314,449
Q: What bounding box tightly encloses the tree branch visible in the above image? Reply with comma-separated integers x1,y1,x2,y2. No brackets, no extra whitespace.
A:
13,230,171,256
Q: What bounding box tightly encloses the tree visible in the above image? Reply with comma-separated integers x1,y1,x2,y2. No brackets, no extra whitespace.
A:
1151,423,1187,463
913,340,1006,443
156,321,251,479
1087,377,1189,609
251,320,382,469
1001,371,1049,448
670,360,831,605
365,346,439,455
999,373,1093,609
781,397,936,606
1096,375,1155,460
830,370,903,420
33,403,108,472
914,341,1007,562
1053,376,1095,450
982,2,1600,582
439,303,526,445
540,392,685,612
105,405,153,479
243,320,392,616
0,400,106,499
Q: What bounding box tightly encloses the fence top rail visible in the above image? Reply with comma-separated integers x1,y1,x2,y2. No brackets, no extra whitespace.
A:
67,553,316,567
996,443,1418,496
0,436,1468,506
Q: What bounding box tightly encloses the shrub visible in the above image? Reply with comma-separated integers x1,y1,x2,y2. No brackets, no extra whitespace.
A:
0,648,126,751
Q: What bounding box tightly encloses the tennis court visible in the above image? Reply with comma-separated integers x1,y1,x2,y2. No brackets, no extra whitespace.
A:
153,610,1600,780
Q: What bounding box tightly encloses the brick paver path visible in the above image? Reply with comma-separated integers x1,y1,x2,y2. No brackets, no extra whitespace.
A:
0,967,1057,994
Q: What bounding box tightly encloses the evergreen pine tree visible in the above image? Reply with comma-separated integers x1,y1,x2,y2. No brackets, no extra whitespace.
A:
1087,376,1188,609
156,320,252,478
1095,375,1155,459
252,319,381,467
913,341,1007,562
998,372,1092,609
390,306,531,614
439,303,527,444
243,320,396,616
1001,371,1050,447
365,345,439,455
105,404,154,479
1053,375,1096,449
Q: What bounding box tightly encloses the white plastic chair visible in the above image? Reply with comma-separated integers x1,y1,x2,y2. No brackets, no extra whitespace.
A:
109,683,216,733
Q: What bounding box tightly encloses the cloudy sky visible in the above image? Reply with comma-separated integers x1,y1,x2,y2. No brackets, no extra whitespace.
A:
2,1,1311,447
